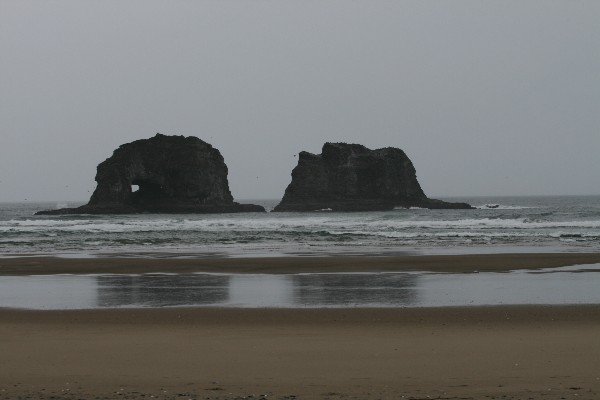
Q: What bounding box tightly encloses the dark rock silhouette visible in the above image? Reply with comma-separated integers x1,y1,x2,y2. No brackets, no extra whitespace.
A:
36,134,265,215
273,143,472,211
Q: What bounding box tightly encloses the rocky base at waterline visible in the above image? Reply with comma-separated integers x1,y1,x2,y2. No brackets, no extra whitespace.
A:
274,142,472,212
36,201,264,215
36,134,265,215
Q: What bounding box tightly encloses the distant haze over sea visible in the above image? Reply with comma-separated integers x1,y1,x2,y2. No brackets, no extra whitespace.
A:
1,2,599,202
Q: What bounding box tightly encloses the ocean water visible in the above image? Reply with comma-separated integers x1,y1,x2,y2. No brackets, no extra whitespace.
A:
1,196,599,257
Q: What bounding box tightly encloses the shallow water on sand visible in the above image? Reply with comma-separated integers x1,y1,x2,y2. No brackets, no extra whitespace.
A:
1,264,600,310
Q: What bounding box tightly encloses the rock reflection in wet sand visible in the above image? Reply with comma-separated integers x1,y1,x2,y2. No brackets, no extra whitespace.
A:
2,267,600,310
95,273,419,308
97,274,229,308
292,274,417,307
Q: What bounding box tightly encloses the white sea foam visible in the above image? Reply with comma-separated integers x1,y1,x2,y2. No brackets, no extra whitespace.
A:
3,216,600,234
3,196,600,255
325,229,530,239
475,204,536,210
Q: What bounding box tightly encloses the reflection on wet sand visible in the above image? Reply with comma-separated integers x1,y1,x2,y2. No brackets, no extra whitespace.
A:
95,274,418,308
292,274,417,307
2,266,600,310
96,275,229,308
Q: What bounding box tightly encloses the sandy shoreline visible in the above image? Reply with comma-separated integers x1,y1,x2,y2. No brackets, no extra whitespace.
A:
1,305,600,399
2,253,600,399
2,252,600,275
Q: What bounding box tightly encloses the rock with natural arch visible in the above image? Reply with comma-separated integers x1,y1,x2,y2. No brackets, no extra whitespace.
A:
36,134,265,214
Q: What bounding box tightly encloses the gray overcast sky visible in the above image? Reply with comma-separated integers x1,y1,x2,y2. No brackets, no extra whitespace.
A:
1,0,599,202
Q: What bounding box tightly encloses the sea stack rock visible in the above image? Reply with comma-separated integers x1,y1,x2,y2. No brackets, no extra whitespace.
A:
273,143,472,212
37,134,265,214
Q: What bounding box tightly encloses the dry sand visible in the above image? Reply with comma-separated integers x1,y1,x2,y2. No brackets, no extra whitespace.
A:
1,306,600,400
1,253,600,399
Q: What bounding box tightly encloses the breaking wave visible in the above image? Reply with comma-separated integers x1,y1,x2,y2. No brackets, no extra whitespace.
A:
3,216,600,234
2,196,600,254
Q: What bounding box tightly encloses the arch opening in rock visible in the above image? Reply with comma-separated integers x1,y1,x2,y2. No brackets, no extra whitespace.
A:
130,178,169,207
35,134,266,214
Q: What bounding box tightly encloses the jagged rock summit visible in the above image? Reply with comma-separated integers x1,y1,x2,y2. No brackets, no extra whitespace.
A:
36,134,265,215
273,142,472,212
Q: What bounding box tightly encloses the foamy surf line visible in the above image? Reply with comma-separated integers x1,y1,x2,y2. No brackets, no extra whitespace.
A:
4,217,600,232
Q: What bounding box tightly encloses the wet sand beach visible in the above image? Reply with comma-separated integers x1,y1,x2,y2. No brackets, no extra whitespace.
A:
1,253,600,399
3,252,600,275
